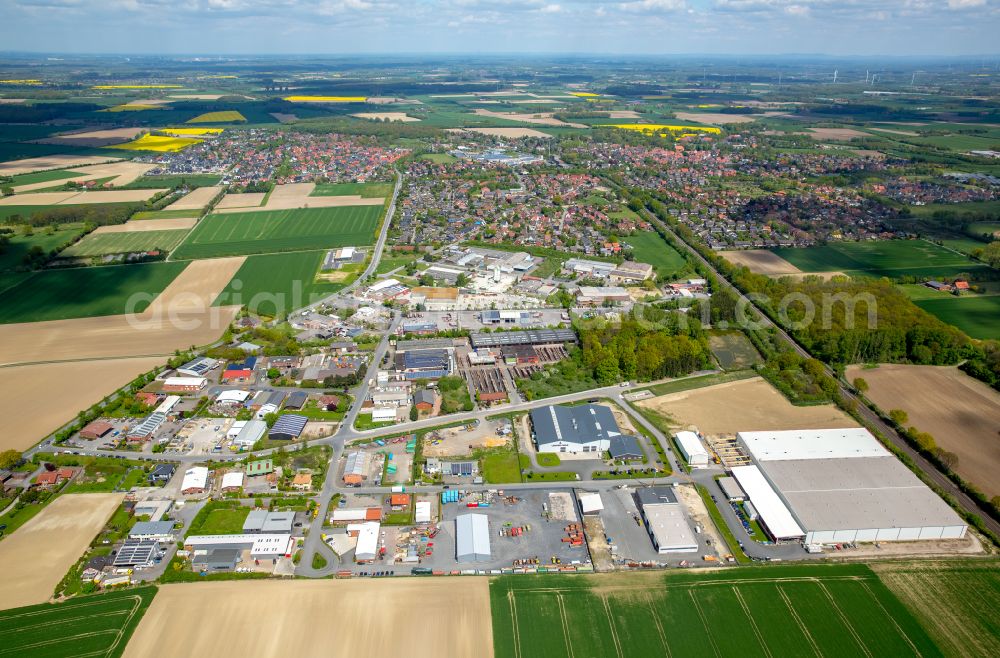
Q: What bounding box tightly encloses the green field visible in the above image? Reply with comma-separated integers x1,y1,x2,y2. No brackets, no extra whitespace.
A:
772,239,992,279
172,205,382,259
914,294,1000,340
491,564,941,658
875,560,1000,658
60,229,188,257
0,586,157,658
213,250,343,317
621,230,686,278
311,182,392,198
422,153,458,164
131,208,200,220
0,261,187,323
7,168,80,186
0,223,86,272
709,330,763,370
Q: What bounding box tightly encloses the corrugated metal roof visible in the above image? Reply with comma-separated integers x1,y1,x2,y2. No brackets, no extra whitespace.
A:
455,513,490,562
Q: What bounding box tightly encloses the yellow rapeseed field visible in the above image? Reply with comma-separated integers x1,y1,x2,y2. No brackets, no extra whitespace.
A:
110,134,202,152
161,127,224,136
92,84,183,89
283,95,367,103
186,111,246,123
0,79,42,85
569,92,599,97
103,104,162,112
600,123,723,135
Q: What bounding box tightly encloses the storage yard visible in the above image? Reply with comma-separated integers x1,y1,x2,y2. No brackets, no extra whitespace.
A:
123,579,493,658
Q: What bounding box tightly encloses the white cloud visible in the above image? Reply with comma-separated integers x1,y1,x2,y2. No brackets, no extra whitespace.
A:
947,0,986,8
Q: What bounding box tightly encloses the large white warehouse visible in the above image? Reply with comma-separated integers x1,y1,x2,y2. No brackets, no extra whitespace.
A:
732,428,967,545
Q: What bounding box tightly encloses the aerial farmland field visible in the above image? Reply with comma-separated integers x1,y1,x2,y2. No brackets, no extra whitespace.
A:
913,294,1000,340
172,205,382,259
771,240,991,280
0,223,86,272
0,586,157,658
0,261,187,323
873,560,1000,658
213,250,343,316
60,229,189,257
621,230,686,278
490,565,941,658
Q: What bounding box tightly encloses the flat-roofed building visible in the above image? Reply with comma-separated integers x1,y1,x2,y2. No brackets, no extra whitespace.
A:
455,513,491,563
634,487,699,553
674,431,709,468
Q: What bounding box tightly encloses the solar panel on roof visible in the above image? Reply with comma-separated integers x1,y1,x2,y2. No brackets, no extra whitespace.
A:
113,540,157,567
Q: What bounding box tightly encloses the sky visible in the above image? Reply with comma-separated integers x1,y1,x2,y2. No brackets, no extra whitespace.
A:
0,0,998,56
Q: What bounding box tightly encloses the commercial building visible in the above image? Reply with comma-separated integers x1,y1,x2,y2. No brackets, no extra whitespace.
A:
576,286,631,306
184,533,294,560
731,428,968,544
192,548,241,572
717,476,746,502
161,376,208,392
608,435,643,460
371,407,397,423
128,521,175,542
455,513,491,563
343,451,371,485
634,487,699,554
180,466,209,495
578,492,604,515
220,471,244,492
529,403,624,454
469,328,577,349
246,459,273,477
113,540,158,568
415,501,432,524
398,348,452,380
230,420,267,450
674,431,709,469
176,356,219,378
216,389,251,405
355,522,380,562
481,310,532,325
133,499,172,521
127,395,180,441
79,420,114,440
269,414,308,441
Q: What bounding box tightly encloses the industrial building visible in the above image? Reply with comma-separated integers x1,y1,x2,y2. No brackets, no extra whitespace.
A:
343,451,371,485
634,487,699,554
731,428,968,544
128,521,175,541
180,466,209,495
355,522,380,562
220,471,245,492
269,414,308,441
397,348,453,380
176,356,219,378
608,435,643,460
113,540,159,568
455,513,491,563
674,431,709,468
127,395,180,441
243,510,295,534
229,420,267,450
717,476,746,502
184,534,294,560
469,328,577,349
529,403,627,454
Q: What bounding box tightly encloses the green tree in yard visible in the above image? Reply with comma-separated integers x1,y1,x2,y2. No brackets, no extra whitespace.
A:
410,405,418,421
853,377,869,394
982,241,1000,269
889,408,908,426
0,449,22,470
595,352,621,385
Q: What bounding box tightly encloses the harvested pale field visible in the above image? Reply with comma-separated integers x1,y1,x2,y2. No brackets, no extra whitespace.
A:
11,160,158,192
853,149,886,158
37,127,148,147
351,112,420,122
803,127,870,140
91,216,197,233
847,363,1000,496
168,94,224,100
0,493,124,609
215,192,266,209
868,127,919,136
163,185,222,211
472,108,586,128
607,110,642,119
674,111,757,125
0,98,26,104
0,154,122,176
510,99,560,104
0,188,165,206
0,258,244,367
123,579,492,658
214,183,384,213
0,358,164,449
0,190,79,205
269,112,298,123
637,376,858,435
456,127,552,139
719,249,802,275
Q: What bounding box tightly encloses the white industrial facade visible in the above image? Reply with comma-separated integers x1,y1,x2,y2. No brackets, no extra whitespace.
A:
674,431,709,468
355,522,380,562
455,513,491,562
733,428,966,544
635,488,699,554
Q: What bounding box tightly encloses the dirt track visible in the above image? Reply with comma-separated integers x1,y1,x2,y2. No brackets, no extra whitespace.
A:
0,493,124,609
719,250,803,275
123,579,493,658
637,376,858,435
847,363,1000,496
